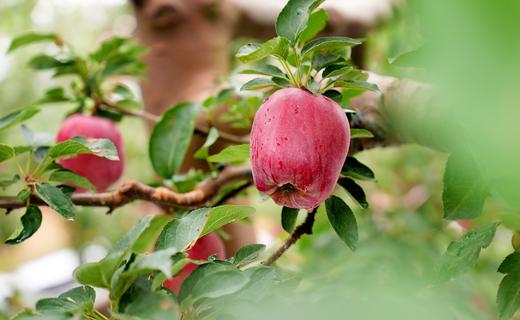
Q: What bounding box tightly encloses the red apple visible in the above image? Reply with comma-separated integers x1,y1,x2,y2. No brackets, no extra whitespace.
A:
163,232,226,294
250,88,350,210
56,114,125,192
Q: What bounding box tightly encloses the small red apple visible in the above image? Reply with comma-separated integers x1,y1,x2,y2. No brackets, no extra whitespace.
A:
250,88,350,210
56,114,125,192
163,232,226,294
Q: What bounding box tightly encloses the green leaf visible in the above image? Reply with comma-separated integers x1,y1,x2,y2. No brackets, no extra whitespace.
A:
36,286,95,315
233,266,279,301
207,144,250,164
498,252,520,275
497,272,520,320
149,103,197,178
112,84,135,100
110,215,157,254
434,223,499,282
102,56,146,78
322,64,352,78
74,215,155,288
302,36,361,56
312,52,344,70
234,244,266,265
351,128,374,139
28,55,73,70
49,170,95,191
325,196,358,250
74,256,123,289
338,178,368,209
115,99,140,110
191,270,248,300
8,32,58,53
497,253,520,320
299,9,329,43
272,76,291,87
236,37,289,63
341,157,375,180
240,78,280,91
156,204,253,255
194,127,219,160
124,248,181,278
335,80,380,93
5,205,42,245
0,174,20,189
281,207,299,233
201,205,255,236
52,63,80,78
132,215,170,254
36,87,70,105
323,90,342,103
443,153,488,220
35,183,75,218
178,262,231,301
0,108,40,131
155,208,210,251
0,145,16,163
17,189,31,201
90,37,128,62
275,0,325,44
118,277,178,320
240,65,286,78
48,136,119,160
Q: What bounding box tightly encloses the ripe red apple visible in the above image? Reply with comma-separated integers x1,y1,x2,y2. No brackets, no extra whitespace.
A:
163,232,226,294
56,114,125,192
250,88,350,210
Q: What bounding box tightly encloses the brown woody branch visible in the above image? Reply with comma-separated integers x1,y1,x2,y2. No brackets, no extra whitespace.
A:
264,208,317,266
0,166,252,212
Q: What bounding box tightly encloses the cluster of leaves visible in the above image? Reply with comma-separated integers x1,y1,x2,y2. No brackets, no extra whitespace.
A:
148,88,261,189
0,125,118,244
202,88,263,132
8,33,146,121
277,156,374,252
10,206,287,320
436,150,520,319
235,0,378,104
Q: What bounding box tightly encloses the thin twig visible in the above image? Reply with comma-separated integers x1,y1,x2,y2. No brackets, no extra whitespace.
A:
194,123,250,145
0,167,252,212
99,99,249,144
213,181,253,206
264,208,317,266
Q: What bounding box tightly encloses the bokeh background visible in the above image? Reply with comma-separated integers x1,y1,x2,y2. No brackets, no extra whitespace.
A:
1,0,519,319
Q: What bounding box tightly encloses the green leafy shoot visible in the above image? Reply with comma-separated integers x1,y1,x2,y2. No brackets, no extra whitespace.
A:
235,0,376,99
9,33,147,120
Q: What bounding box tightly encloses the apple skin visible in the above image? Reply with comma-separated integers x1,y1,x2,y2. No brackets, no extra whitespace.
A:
250,88,350,210
56,114,125,192
163,232,226,294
